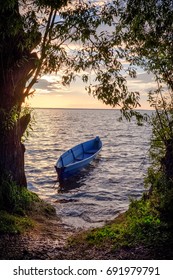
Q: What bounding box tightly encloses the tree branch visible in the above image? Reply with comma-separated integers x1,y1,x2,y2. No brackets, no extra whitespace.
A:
24,8,55,97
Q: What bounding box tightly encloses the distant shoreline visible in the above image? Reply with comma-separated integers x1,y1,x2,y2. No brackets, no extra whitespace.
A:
30,107,153,111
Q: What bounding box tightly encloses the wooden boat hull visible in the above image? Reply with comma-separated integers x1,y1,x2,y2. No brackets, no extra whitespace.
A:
55,136,102,180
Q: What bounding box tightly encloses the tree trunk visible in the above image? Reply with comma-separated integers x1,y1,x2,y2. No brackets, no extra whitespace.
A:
162,139,173,180
0,3,40,187
0,113,30,187
0,50,37,187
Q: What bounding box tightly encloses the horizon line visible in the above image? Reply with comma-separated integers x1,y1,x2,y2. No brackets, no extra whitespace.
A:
30,107,153,111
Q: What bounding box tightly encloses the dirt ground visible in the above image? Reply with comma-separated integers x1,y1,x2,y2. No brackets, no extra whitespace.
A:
1,211,173,260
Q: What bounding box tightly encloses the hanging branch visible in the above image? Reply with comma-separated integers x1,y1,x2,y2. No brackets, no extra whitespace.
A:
23,7,55,97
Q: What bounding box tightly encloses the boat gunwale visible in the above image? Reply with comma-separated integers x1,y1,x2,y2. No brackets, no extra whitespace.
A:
55,137,102,180
62,146,102,168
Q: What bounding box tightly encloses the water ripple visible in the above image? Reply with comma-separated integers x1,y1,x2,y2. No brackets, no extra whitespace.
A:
25,109,151,229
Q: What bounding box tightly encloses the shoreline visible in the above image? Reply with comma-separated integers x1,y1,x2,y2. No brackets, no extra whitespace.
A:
0,203,76,260
1,209,172,260
1,193,173,260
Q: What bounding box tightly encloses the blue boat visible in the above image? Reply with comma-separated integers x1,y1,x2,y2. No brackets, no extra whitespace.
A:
55,136,102,180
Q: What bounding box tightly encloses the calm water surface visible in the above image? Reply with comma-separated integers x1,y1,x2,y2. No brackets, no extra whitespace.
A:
25,109,151,229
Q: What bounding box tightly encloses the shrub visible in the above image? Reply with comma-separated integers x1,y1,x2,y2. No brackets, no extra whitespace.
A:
0,177,40,215
0,211,34,233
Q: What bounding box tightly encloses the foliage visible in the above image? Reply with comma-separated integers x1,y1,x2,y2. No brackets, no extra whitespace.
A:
0,1,172,120
121,0,173,102
0,177,40,215
143,86,173,220
118,0,173,221
147,89,173,168
0,177,56,233
0,177,38,233
20,105,36,142
0,0,144,112
1,0,173,221
0,106,19,132
108,0,173,126
0,211,34,234
0,0,149,187
145,169,173,222
57,0,142,114
83,197,169,249
136,100,173,227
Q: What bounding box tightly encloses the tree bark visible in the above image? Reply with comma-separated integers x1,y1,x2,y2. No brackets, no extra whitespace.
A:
0,53,37,187
0,2,41,187
0,49,38,187
0,114,31,187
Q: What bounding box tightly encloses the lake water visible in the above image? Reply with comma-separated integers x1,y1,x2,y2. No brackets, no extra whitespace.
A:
25,108,151,229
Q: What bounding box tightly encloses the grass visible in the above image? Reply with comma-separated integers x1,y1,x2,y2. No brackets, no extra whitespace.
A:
0,178,56,234
0,211,34,234
0,178,40,214
68,196,173,256
1,176,173,259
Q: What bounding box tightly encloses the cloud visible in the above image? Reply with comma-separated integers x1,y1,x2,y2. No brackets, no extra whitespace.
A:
30,64,157,110
34,74,72,96
127,71,156,96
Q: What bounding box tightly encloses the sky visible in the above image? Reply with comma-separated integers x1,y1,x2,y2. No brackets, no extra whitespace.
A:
26,0,157,110
27,70,156,110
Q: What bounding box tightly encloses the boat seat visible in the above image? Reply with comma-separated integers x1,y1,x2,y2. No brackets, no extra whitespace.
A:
74,154,84,161
71,149,84,161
